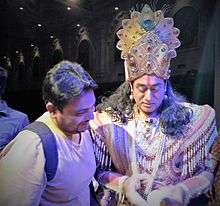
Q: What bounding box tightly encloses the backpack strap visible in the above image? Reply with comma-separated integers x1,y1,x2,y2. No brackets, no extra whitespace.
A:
23,121,58,182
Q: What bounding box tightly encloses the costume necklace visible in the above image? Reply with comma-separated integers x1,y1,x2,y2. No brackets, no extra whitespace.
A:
133,112,167,196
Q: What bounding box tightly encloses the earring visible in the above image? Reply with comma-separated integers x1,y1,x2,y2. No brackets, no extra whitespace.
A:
163,94,168,101
129,83,134,101
129,93,134,101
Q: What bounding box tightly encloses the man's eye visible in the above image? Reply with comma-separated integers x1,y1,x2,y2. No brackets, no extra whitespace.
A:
151,86,160,92
138,86,146,92
151,88,157,92
75,112,85,116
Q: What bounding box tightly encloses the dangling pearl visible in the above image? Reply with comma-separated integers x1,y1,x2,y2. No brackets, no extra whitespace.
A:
130,94,134,101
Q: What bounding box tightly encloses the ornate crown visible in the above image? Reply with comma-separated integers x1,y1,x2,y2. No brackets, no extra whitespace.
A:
116,4,181,80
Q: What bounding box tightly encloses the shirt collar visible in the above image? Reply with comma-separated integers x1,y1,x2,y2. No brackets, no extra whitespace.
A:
37,112,67,139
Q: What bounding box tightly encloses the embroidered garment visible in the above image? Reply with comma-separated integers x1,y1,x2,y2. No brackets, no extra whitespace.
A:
90,103,217,205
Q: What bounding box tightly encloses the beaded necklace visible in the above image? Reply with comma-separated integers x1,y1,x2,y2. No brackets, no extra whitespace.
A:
131,106,167,195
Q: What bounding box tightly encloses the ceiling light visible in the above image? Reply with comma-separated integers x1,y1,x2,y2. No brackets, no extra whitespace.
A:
16,51,19,54
67,6,71,10
114,7,119,11
76,24,80,27
37,23,42,27
31,44,34,47
50,35,54,39
3,56,7,59
19,7,24,10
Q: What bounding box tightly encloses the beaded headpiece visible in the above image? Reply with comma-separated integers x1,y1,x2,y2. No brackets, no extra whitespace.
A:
116,4,181,81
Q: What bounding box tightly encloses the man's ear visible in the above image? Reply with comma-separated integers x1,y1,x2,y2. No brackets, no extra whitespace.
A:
46,102,58,117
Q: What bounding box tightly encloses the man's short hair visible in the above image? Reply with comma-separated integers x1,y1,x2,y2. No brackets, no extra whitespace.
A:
42,60,97,111
0,66,8,97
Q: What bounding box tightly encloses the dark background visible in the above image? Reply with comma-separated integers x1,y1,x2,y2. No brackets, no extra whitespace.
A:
0,0,219,123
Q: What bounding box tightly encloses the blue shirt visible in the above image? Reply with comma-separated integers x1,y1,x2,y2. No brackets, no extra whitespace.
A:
0,100,29,150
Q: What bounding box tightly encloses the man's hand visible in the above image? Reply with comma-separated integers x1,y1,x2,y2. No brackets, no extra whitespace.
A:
123,173,148,206
147,185,185,206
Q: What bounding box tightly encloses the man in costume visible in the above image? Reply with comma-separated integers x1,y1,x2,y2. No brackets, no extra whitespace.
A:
90,4,217,206
0,60,97,206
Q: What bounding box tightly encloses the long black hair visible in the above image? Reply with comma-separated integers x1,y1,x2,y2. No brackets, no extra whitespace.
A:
97,81,192,137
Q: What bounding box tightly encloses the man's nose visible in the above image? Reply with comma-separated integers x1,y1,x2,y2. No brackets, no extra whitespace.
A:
144,89,152,101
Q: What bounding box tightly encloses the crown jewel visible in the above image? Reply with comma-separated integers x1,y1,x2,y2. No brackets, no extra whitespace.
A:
116,4,181,80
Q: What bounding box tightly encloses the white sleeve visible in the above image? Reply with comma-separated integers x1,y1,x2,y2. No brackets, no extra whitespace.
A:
0,130,46,206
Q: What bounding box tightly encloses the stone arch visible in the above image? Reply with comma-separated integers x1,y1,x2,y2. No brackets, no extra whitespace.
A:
76,26,94,76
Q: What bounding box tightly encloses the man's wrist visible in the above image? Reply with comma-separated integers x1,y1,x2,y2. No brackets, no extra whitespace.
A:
118,175,129,194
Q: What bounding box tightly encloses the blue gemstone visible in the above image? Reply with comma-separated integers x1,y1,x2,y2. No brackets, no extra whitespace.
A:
142,20,154,30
